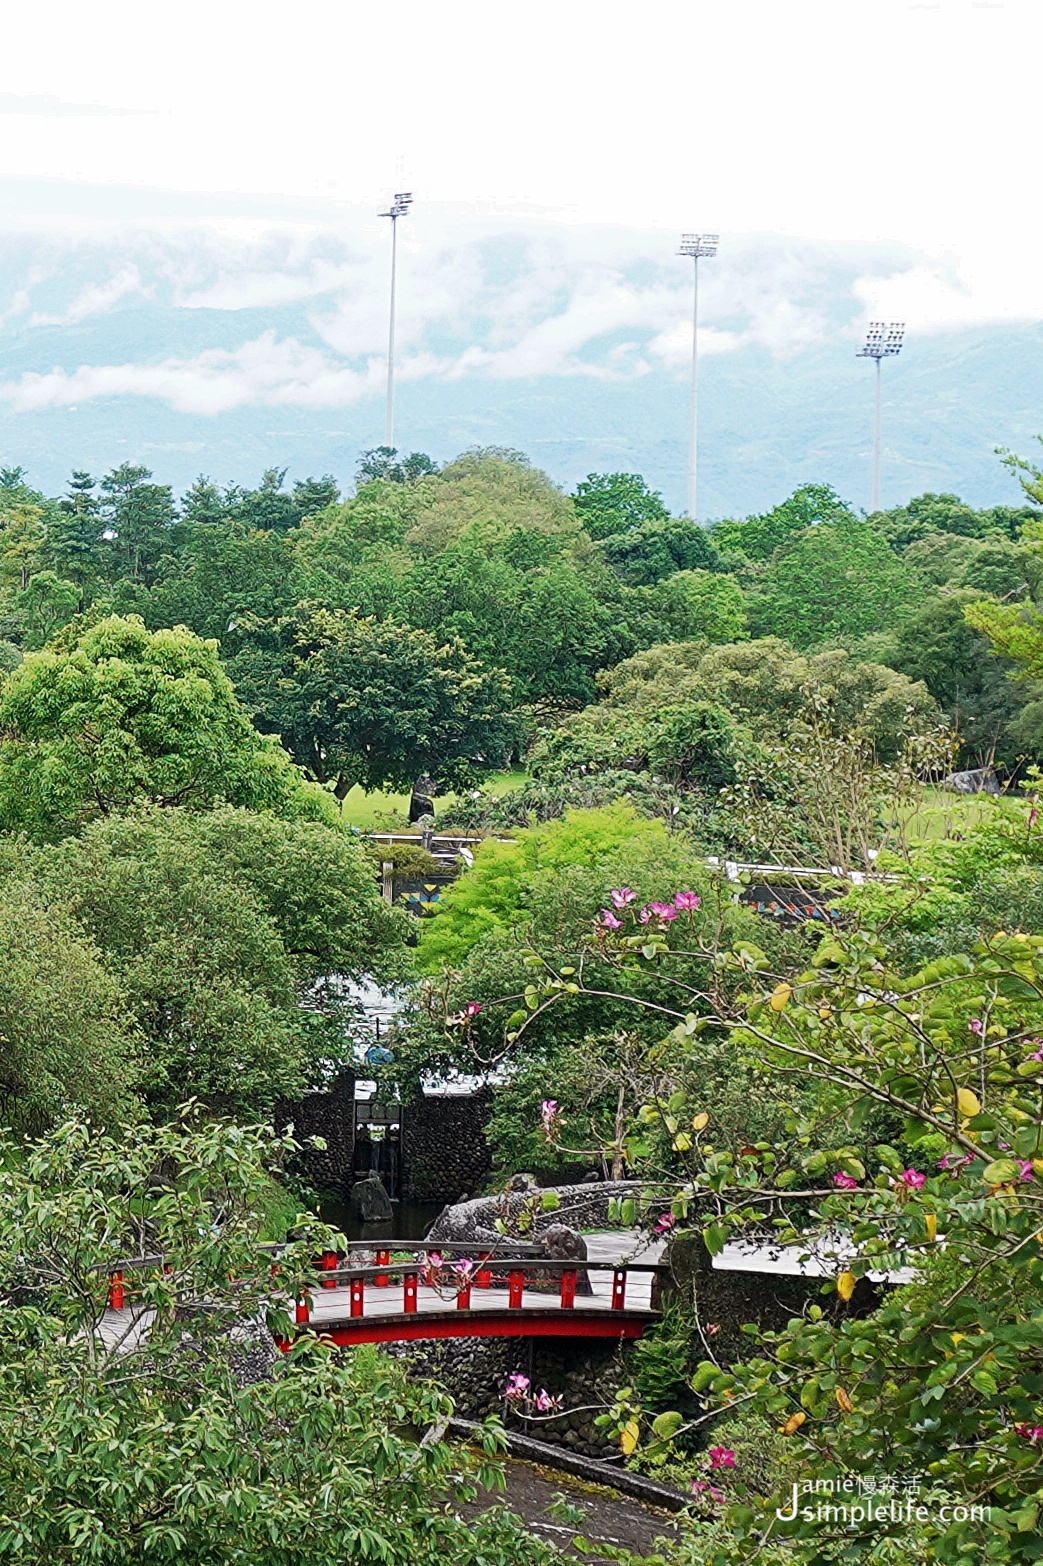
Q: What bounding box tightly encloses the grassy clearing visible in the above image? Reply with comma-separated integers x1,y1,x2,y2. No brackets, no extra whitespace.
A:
899,786,1021,844
338,770,529,831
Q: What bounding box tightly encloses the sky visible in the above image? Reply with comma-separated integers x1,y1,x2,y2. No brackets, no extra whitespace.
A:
0,0,1040,514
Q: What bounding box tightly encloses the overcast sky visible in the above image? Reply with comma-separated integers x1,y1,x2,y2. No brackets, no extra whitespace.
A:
0,0,1038,512
0,0,1037,325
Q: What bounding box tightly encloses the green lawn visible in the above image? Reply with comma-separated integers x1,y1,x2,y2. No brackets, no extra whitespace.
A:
899,785,1019,844
338,770,528,831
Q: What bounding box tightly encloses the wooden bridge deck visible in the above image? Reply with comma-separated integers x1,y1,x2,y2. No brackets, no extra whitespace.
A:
99,1231,666,1349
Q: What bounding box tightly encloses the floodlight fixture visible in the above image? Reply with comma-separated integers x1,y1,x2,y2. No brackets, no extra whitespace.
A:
857,321,905,510
379,192,414,448
677,232,719,519
678,232,718,259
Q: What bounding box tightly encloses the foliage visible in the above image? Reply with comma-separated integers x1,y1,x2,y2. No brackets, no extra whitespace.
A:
0,1112,548,1565
230,605,514,798
0,879,135,1131
752,518,920,647
572,470,671,539
0,615,319,839
14,807,409,1117
356,446,441,485
709,484,857,563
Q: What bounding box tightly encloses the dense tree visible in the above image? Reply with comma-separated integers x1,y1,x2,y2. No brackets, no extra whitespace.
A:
23,807,407,1115
752,518,920,646
0,874,134,1130
0,1113,547,1565
230,606,514,798
356,446,440,485
97,463,176,587
598,517,720,584
572,471,670,539
0,615,320,839
709,483,856,563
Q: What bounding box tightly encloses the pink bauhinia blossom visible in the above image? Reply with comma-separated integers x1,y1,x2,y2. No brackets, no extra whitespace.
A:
899,1168,927,1189
505,1374,530,1399
1018,1161,1036,1182
646,901,678,922
599,909,623,929
707,1446,736,1468
540,1099,559,1136
609,888,637,908
833,1172,859,1190
673,890,701,910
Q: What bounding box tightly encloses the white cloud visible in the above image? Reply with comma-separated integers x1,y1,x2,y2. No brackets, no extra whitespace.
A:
27,264,149,327
0,332,385,415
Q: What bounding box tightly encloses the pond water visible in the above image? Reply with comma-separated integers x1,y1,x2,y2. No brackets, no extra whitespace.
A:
318,1197,444,1243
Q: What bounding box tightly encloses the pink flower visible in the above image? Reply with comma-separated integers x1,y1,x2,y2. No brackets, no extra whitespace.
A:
833,1172,859,1190
646,901,678,923
1019,1161,1036,1182
1015,1423,1043,1441
453,1258,474,1278
1029,809,1040,829
599,909,623,929
638,906,652,923
540,1099,559,1136
704,1323,720,1335
899,1168,927,1189
689,1480,724,1502
463,1001,482,1017
654,1212,676,1234
708,1446,736,1469
534,1388,558,1412
609,888,637,908
1027,1039,1043,1062
969,1019,984,1036
505,1373,530,1399
673,890,701,910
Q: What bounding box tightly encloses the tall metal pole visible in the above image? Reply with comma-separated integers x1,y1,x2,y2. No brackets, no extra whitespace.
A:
384,213,399,449
857,321,904,514
379,192,413,452
873,355,882,514
677,234,718,521
688,255,699,522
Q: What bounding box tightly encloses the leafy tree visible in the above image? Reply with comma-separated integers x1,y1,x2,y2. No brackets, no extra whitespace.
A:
97,464,175,587
0,1112,548,1565
356,446,440,485
10,570,80,648
572,471,671,540
646,569,745,644
0,876,134,1130
710,484,857,563
147,521,296,644
230,606,514,798
0,615,319,839
47,471,103,594
403,449,579,556
598,518,720,584
753,519,920,647
23,807,407,1115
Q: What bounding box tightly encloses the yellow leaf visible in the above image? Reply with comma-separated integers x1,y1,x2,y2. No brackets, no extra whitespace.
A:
951,1332,966,1346
818,1006,831,1019
692,1112,710,1131
957,1088,981,1118
620,1419,640,1455
837,1271,856,1302
672,1132,693,1152
925,1213,937,1242
769,983,792,1011
835,1387,854,1414
781,1411,807,1436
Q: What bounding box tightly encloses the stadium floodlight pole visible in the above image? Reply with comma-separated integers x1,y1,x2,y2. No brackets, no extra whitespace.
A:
677,233,718,521
857,321,904,513
379,191,413,450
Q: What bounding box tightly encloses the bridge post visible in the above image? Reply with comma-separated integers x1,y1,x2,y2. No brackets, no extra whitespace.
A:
108,1272,125,1311
475,1253,492,1288
295,1294,311,1325
375,1249,390,1286
456,1279,472,1310
611,1269,626,1311
320,1250,338,1289
508,1269,524,1309
350,1277,365,1318
404,1271,418,1313
560,1269,576,1309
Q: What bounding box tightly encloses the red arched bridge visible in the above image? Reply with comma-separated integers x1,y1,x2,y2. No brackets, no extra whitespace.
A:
103,1238,664,1348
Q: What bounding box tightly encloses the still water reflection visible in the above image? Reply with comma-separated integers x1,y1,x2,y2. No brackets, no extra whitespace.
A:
319,1198,444,1243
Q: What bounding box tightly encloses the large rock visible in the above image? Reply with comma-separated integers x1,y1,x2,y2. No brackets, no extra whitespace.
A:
349,1173,393,1224
537,1223,593,1296
942,766,1002,796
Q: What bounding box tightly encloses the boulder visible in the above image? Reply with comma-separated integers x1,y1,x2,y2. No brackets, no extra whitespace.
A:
538,1223,593,1296
349,1173,393,1224
941,767,1002,796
